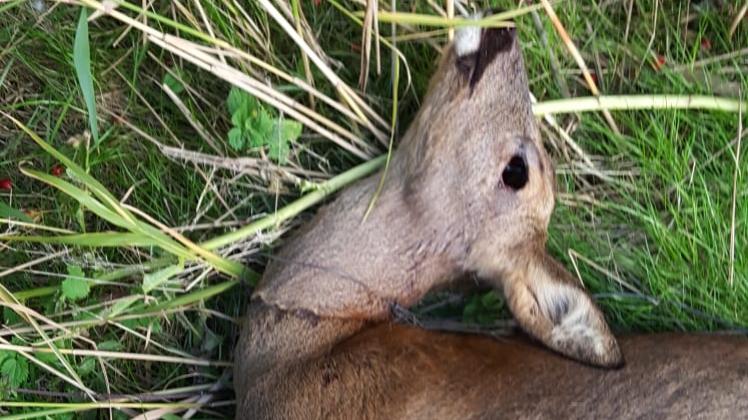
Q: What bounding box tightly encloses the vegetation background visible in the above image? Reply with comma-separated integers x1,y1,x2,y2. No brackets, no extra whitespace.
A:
0,0,746,418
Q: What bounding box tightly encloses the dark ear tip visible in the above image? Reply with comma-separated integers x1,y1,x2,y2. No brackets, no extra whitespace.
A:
482,25,516,50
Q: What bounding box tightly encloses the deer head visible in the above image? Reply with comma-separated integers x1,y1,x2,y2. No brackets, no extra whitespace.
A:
254,16,622,368
391,20,623,366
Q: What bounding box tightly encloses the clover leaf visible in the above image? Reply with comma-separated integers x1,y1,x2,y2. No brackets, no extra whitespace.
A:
225,87,302,163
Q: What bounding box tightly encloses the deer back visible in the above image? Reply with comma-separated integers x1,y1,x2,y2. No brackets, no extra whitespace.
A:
240,320,748,419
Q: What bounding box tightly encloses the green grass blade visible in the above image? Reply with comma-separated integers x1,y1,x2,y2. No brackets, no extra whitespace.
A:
4,113,136,224
128,218,247,278
12,259,177,302
101,295,140,319
142,263,184,293
19,167,131,230
17,169,210,265
0,232,159,247
202,155,386,251
0,199,32,222
6,115,247,277
0,0,25,14
13,287,58,302
364,35,400,221
73,7,99,145
533,95,747,115
0,288,90,396
141,279,243,312
0,407,87,420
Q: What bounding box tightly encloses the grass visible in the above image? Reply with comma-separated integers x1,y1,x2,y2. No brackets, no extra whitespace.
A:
0,0,746,418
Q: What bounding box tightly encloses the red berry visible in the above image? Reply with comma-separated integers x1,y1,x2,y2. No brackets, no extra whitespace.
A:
589,72,598,85
50,164,64,177
0,178,11,191
700,38,712,50
313,0,321,5
654,54,666,71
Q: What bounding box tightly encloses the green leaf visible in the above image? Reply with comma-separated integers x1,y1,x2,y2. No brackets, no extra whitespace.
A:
0,199,32,222
102,295,140,319
78,357,96,377
268,119,302,164
75,204,85,232
268,134,290,163
98,340,122,351
142,263,183,293
463,300,478,320
228,126,244,151
201,328,222,353
36,350,58,364
248,109,274,148
231,105,247,128
61,265,90,301
0,350,11,365
462,291,503,325
120,316,161,333
73,7,99,145
163,71,184,95
480,291,501,308
227,87,247,116
1,355,29,388
2,307,21,325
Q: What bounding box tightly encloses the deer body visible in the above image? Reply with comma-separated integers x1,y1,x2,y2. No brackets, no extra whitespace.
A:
236,307,747,419
234,15,747,419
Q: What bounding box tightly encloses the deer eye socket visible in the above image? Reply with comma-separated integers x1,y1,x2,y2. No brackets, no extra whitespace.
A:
501,155,528,190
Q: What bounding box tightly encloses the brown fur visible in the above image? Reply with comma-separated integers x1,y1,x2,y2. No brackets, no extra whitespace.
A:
237,310,748,419
233,19,746,420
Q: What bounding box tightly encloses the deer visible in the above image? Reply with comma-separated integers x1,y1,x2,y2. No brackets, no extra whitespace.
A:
233,12,748,420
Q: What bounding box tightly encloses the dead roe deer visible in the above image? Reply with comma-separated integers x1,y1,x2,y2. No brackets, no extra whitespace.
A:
234,14,748,419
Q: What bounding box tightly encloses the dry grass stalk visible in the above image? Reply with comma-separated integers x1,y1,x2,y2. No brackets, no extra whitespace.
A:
161,83,223,155
0,342,231,367
446,0,454,40
146,33,376,159
729,2,748,39
728,99,742,287
289,0,317,108
256,0,386,129
78,0,389,142
539,0,621,135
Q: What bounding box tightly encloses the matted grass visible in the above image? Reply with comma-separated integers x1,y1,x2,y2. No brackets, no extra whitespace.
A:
0,0,746,418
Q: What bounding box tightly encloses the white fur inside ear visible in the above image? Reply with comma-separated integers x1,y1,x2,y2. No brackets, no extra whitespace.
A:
454,13,483,57
542,283,607,358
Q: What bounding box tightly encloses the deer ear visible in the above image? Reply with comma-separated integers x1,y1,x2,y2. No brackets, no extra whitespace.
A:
453,24,516,90
502,252,624,368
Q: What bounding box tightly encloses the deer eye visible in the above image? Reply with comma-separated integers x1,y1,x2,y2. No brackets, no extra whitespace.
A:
501,155,528,190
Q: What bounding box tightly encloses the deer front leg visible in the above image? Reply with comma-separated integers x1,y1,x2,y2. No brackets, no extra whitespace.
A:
493,251,623,368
